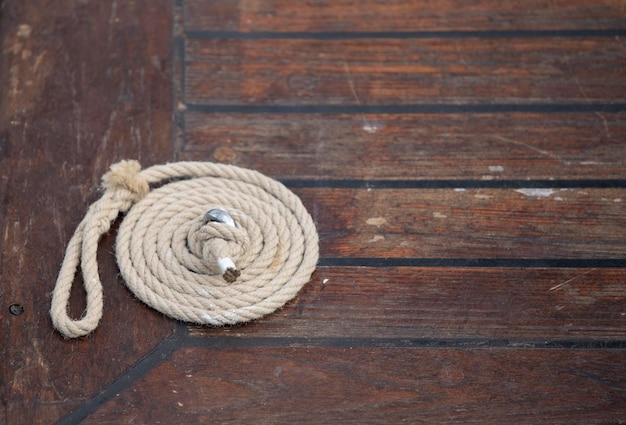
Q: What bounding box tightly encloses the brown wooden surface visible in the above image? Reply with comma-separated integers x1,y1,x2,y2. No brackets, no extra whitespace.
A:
292,188,626,259
84,347,626,425
187,267,626,340
0,0,175,424
185,0,626,32
183,112,626,180
1,0,625,424
185,37,626,105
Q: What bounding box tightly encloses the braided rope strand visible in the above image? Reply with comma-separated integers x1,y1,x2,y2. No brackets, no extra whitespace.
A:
50,160,319,338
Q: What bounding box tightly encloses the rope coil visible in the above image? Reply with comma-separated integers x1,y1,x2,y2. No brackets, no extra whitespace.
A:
50,160,319,338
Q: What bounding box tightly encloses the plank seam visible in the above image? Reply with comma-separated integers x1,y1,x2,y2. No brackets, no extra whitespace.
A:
54,324,626,424
55,322,188,425
172,33,186,162
281,179,626,189
183,336,626,350
172,0,186,162
185,29,626,40
317,258,626,268
185,103,626,114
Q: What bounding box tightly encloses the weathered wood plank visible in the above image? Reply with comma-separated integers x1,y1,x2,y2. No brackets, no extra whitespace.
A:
185,0,626,32
83,347,626,424
182,112,626,180
185,37,626,105
0,0,174,424
289,188,626,259
188,267,626,340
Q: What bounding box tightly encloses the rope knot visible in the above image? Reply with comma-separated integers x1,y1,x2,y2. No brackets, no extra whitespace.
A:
101,160,149,204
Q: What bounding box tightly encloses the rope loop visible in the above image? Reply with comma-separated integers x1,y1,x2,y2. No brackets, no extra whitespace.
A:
50,160,319,338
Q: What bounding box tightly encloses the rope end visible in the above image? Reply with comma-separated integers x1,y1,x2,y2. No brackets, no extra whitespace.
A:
222,268,241,283
218,257,240,283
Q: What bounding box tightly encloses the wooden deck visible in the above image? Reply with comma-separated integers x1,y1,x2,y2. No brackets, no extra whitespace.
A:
1,1,625,423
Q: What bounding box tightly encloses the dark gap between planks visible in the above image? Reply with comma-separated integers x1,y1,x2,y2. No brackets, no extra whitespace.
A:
185,29,626,40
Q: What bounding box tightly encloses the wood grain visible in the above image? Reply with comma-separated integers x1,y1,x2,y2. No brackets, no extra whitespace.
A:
185,37,626,105
3,0,625,423
181,112,626,180
83,346,626,425
185,0,626,32
289,188,626,259
188,267,626,340
0,0,174,424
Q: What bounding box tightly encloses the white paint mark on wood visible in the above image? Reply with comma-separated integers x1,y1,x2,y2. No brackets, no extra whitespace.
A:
362,121,384,134
474,193,493,200
368,235,385,243
17,24,32,38
515,188,557,198
366,217,387,227
274,366,283,378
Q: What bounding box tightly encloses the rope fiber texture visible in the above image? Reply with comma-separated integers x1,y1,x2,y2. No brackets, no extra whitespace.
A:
50,160,319,338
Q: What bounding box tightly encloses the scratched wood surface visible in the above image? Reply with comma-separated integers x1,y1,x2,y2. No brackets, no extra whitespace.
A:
183,112,626,180
184,267,626,340
0,1,175,424
184,37,626,105
184,0,626,32
1,1,625,424
84,347,626,425
294,188,626,259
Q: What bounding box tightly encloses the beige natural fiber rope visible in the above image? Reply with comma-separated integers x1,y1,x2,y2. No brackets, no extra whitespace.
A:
50,160,319,338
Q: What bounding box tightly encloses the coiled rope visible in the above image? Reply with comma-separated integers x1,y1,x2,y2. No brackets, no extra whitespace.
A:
50,160,319,338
